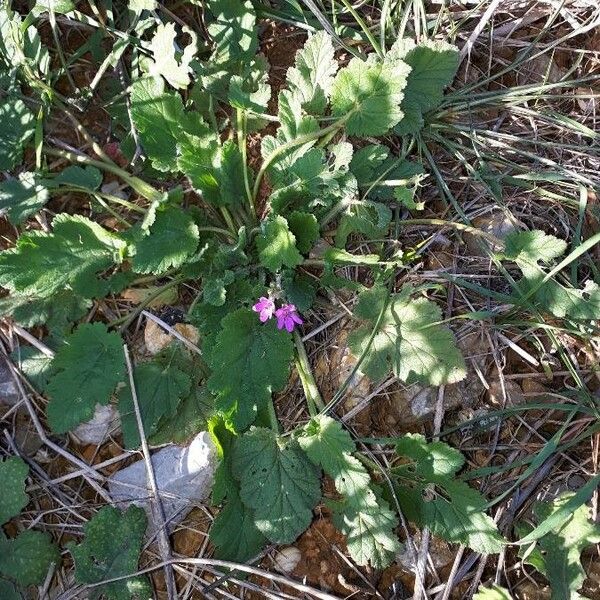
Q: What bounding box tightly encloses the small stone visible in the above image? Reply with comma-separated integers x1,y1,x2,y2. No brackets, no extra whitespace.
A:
72,404,120,445
108,431,217,534
0,360,20,407
272,547,302,574
465,212,519,256
144,320,200,355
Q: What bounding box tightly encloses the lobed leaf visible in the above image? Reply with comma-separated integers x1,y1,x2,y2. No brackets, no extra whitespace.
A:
349,285,466,386
131,205,199,275
393,434,504,554
331,56,410,136
0,457,29,525
207,308,293,431
233,427,321,544
46,323,125,433
69,506,151,600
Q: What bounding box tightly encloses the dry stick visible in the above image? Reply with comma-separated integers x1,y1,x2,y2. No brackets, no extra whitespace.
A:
123,345,178,600
459,0,503,64
85,557,342,600
1,351,112,502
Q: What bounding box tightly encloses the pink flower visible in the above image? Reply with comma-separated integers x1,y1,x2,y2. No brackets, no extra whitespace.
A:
275,304,303,332
252,297,275,322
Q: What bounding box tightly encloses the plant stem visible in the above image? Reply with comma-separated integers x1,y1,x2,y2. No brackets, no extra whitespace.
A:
294,330,325,415
44,147,164,202
237,108,257,221
251,112,352,203
267,398,280,433
339,0,383,58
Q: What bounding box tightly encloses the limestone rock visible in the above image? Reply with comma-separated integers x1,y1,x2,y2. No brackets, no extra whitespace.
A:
108,431,217,533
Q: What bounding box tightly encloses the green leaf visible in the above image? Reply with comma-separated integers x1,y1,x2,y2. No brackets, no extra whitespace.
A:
473,585,512,600
0,214,126,299
203,270,235,307
206,0,258,65
46,323,125,433
350,144,391,186
256,215,303,272
287,211,319,254
281,272,316,312
54,165,103,190
504,230,600,320
0,97,35,170
522,493,600,600
179,139,247,208
118,352,192,449
299,416,400,568
11,346,54,392
228,73,271,115
0,457,29,525
207,308,293,431
208,421,267,561
148,22,197,90
286,31,337,115
131,205,199,275
349,285,466,385
31,0,75,16
0,530,59,587
393,434,504,554
129,0,156,13
233,427,321,543
130,76,208,172
335,199,392,246
69,506,151,600
332,495,401,569
0,290,91,334
0,172,49,225
387,39,459,135
0,580,21,600
331,56,410,136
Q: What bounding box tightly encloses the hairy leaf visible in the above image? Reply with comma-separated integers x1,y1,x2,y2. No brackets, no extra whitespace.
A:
118,352,192,449
287,211,319,254
473,586,512,600
0,530,59,587
0,214,126,299
132,205,199,274
0,172,49,225
149,22,197,90
331,56,410,136
54,165,103,190
46,323,125,433
387,39,459,135
349,285,466,385
286,31,337,115
69,506,151,600
393,434,504,554
0,457,29,525
233,427,321,543
299,416,400,567
0,290,91,334
207,309,293,430
256,215,303,272
0,97,34,170
522,493,600,600
504,230,600,320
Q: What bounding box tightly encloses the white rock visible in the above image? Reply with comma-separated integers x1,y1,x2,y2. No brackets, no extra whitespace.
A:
0,360,20,407
273,547,302,574
108,431,218,533
72,404,120,445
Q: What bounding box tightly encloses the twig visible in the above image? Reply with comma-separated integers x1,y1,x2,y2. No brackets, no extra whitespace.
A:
123,345,178,600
